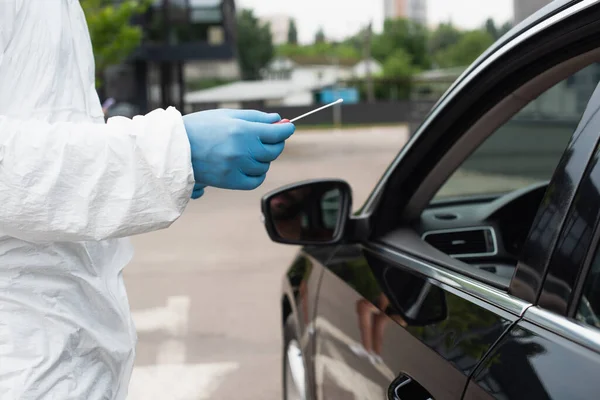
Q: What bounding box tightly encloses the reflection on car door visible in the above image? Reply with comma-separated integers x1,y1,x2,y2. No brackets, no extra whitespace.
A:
463,315,600,400
464,103,600,400
314,244,526,400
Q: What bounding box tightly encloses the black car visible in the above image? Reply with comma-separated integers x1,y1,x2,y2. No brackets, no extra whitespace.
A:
261,1,600,399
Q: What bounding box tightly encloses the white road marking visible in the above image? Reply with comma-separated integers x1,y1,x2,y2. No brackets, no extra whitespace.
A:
131,296,190,336
156,338,186,364
127,362,239,400
128,296,239,399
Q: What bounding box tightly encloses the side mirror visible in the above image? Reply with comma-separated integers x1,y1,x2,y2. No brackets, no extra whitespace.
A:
261,179,353,245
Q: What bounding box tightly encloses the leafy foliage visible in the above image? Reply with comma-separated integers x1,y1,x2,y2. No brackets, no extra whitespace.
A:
288,19,298,45
429,22,462,63
314,27,326,44
270,16,509,100
485,18,499,41
236,9,275,80
485,18,514,40
372,18,430,71
435,30,495,68
277,42,360,60
80,0,150,86
382,48,415,78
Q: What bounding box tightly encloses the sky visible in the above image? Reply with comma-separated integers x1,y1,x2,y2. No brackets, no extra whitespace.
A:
237,0,514,44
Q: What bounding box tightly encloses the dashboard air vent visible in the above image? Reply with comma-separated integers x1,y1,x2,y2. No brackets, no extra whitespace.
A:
423,227,497,258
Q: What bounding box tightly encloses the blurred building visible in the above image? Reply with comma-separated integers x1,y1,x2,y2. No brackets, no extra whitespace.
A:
383,0,398,19
384,0,427,25
262,55,382,87
185,56,380,110
104,0,240,116
185,80,321,110
513,0,552,24
259,14,292,46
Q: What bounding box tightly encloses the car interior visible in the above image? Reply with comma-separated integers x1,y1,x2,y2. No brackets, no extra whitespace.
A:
379,48,600,291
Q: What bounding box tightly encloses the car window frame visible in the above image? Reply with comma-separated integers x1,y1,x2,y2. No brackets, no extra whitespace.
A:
515,148,600,368
512,96,600,309
566,182,600,319
366,241,531,318
355,1,600,308
571,232,600,326
359,0,600,223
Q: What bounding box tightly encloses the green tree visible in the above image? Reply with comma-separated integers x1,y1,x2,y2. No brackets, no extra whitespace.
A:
382,48,414,78
372,18,430,71
485,18,499,40
430,22,462,54
343,28,369,54
236,9,275,80
315,27,326,44
498,21,514,37
436,30,494,68
334,43,361,59
288,19,298,45
429,22,463,67
80,0,150,88
275,43,301,57
276,42,360,60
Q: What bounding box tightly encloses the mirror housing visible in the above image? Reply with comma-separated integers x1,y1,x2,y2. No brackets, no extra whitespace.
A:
261,179,353,245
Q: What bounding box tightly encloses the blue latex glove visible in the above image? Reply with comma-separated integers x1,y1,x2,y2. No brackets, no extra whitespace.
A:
192,183,205,199
183,109,295,191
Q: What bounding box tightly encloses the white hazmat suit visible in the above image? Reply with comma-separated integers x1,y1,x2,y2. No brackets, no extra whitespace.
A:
0,1,194,398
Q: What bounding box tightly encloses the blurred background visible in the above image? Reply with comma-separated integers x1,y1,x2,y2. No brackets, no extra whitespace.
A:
80,0,554,398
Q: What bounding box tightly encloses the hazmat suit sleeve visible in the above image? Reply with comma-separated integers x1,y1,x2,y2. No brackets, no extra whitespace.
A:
0,109,195,242
0,2,194,243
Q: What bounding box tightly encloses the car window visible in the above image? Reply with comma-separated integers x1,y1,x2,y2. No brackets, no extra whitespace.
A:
576,243,600,330
433,63,600,201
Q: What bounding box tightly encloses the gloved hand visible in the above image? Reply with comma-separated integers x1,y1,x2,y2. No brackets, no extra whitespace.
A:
183,109,295,191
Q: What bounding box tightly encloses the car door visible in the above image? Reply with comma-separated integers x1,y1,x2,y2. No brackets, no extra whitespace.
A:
315,244,526,400
463,94,600,399
313,3,600,399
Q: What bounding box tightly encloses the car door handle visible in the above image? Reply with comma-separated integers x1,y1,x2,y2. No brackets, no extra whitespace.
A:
388,374,434,400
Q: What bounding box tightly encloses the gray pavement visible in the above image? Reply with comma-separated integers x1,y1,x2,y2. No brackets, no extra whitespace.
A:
123,125,409,400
